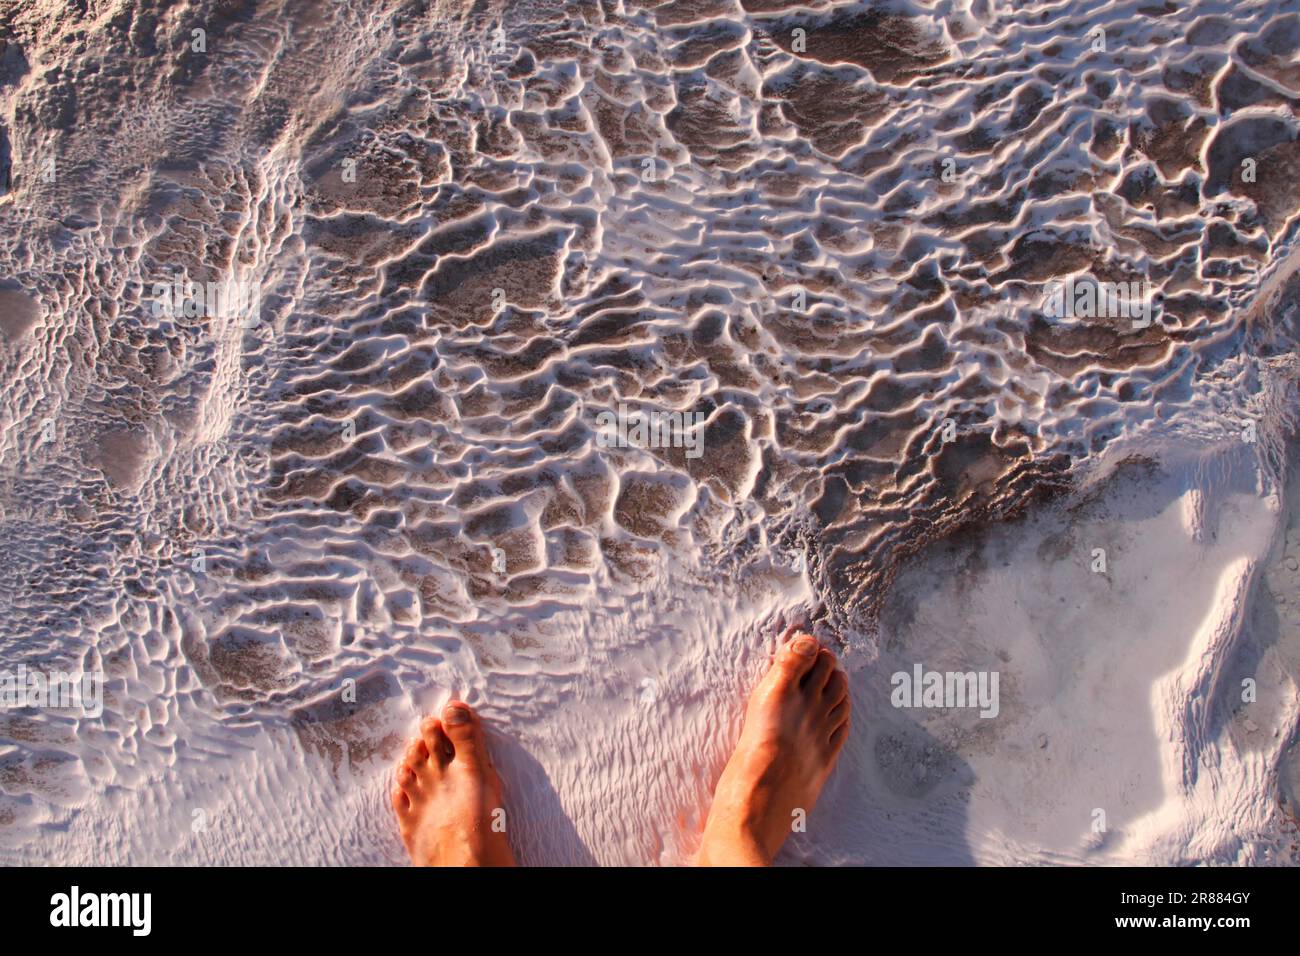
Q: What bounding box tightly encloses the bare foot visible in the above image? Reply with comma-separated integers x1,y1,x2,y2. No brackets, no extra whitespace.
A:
392,701,516,866
697,632,851,866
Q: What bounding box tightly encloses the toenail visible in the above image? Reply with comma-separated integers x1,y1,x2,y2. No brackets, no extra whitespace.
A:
443,705,470,725
792,636,817,657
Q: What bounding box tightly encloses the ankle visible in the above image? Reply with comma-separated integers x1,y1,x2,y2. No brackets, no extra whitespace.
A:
699,806,773,866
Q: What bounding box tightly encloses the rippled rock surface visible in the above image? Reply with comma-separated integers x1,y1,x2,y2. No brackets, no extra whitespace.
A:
1,0,1298,864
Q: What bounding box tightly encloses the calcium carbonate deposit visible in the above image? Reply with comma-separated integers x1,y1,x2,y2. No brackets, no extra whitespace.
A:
1,0,1299,865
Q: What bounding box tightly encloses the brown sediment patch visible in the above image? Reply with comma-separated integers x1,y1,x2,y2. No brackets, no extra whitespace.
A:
926,190,1025,230
1006,82,1051,135
1132,97,1209,178
706,45,760,99
520,27,600,65
187,625,296,701
1025,313,1171,376
666,80,757,170
513,110,600,164
664,19,747,68
503,573,584,603
654,0,740,26
1203,220,1269,262
614,471,691,540
382,380,458,423
1186,15,1237,48
0,715,76,748
1215,62,1296,113
759,305,872,359
1113,224,1196,261
248,605,338,661
758,8,948,85
548,526,599,570
232,549,275,583
1157,290,1231,329
419,569,475,618
740,0,808,11
89,427,152,494
990,230,1098,284
0,798,20,828
540,479,584,529
417,230,566,331
521,64,584,109
587,85,661,161
456,336,565,380
485,526,545,579
301,132,447,221
473,111,525,160
304,213,427,279
776,404,847,457
0,750,81,801
1089,117,1125,162
1164,52,1226,109
0,287,39,343
1236,14,1300,93
571,308,653,347
1115,164,1202,220
842,452,1076,616
650,405,756,500
269,418,350,460
1205,117,1300,235
601,535,657,580
820,437,1074,631
290,672,405,773
570,462,616,525
843,409,928,466
265,468,335,505
928,433,1031,504
761,62,888,158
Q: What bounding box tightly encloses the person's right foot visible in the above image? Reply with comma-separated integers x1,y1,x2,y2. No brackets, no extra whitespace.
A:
392,701,516,867
697,632,851,866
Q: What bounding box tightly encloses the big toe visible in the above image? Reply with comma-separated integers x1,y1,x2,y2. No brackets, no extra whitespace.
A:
441,701,490,770
770,631,820,687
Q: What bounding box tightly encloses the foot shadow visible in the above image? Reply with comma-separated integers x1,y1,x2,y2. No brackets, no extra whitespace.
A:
784,684,978,865
490,731,598,866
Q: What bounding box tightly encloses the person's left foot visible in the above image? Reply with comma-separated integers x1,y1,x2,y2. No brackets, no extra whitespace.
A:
697,632,850,865
392,701,516,866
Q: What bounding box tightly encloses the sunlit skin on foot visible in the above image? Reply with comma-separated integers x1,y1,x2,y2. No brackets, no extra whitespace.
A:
696,632,851,866
392,701,516,867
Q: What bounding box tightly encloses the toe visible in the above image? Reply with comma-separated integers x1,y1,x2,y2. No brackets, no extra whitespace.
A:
803,647,836,692
405,737,430,769
771,631,820,685
826,695,849,728
829,718,850,750
441,700,490,770
822,669,848,705
421,717,453,765
391,786,411,816
396,763,418,793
